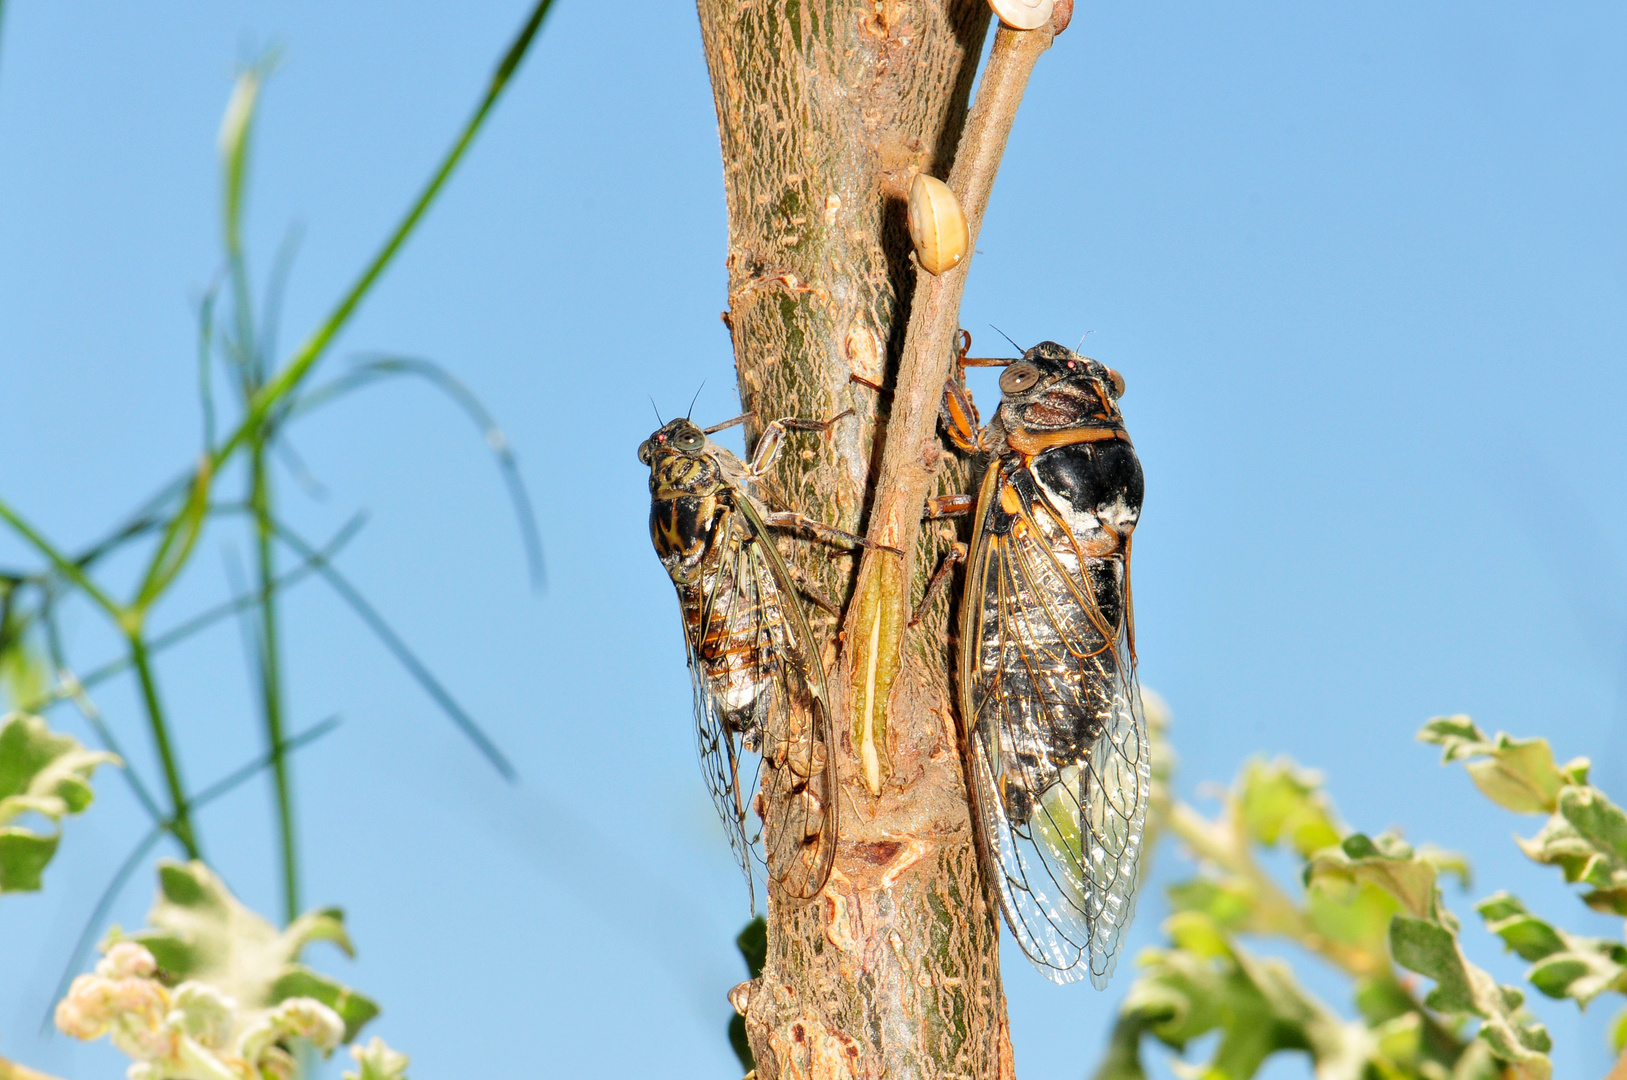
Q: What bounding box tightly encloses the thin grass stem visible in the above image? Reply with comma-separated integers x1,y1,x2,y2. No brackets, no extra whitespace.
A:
126,634,199,857
249,444,298,920
0,499,123,621
271,520,517,781
294,355,545,589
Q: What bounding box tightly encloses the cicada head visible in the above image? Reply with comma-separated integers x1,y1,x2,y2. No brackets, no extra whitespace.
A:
993,341,1126,444
639,419,726,498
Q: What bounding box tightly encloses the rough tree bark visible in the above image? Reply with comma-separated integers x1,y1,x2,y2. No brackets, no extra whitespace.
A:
695,3,1054,1077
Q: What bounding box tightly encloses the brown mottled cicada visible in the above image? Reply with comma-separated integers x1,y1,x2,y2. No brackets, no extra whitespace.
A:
925,339,1150,987
640,411,863,907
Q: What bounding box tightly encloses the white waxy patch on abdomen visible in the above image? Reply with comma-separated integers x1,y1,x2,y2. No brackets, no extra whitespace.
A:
1096,494,1139,533
1034,475,1105,548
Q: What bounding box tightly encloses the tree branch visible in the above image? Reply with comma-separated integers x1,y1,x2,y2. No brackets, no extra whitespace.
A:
844,24,1053,791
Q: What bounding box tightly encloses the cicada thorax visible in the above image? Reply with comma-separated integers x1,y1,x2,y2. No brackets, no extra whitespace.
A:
952,340,1151,987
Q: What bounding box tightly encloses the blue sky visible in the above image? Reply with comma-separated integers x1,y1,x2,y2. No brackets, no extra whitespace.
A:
1,3,1624,1078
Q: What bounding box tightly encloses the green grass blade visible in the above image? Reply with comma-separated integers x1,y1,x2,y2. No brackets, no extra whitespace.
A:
0,498,124,621
132,462,213,613
292,355,545,589
271,520,517,781
196,279,221,451
212,0,557,469
25,514,366,713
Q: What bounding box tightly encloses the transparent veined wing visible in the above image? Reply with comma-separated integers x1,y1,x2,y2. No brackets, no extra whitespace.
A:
731,494,839,902
960,461,1151,987
681,497,837,909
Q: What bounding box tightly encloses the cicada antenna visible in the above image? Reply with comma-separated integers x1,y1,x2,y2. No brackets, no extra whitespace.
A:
649,396,664,424
1075,329,1096,352
686,380,707,420
991,325,1025,354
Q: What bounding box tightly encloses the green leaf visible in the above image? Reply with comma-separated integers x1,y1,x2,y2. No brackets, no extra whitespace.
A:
1516,785,1627,909
1611,1005,1627,1053
1303,829,1552,1077
270,967,380,1042
737,915,767,980
1305,832,1438,919
1389,916,1476,1013
0,712,119,894
1385,912,1553,1077
1168,878,1256,932
1303,877,1401,957
1417,716,1580,814
730,917,767,1073
1476,891,1627,1006
0,828,57,892
117,859,376,1040
1559,785,1627,864
1236,758,1344,857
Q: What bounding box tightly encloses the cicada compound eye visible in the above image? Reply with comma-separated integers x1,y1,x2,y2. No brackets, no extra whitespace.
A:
675,429,705,452
999,363,1041,396
1106,367,1126,398
637,441,653,465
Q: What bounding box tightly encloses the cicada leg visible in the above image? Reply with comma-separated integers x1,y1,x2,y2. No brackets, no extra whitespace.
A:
940,380,984,454
904,492,980,628
761,510,899,556
923,493,976,520
907,541,968,628
778,560,841,617
738,409,857,479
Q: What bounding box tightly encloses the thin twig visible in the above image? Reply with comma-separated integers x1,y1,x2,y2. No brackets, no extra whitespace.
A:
843,25,1054,788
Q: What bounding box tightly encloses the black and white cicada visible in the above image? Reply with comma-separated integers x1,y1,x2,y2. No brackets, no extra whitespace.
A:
929,339,1149,987
640,411,862,907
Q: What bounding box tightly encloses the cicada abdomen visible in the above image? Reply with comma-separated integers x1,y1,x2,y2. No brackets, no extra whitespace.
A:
640,414,849,906
944,341,1150,987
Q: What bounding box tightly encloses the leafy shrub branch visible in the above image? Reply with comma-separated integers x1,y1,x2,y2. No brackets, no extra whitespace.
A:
1092,705,1627,1080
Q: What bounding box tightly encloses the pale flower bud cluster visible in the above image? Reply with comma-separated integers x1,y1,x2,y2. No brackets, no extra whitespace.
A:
54,941,362,1080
